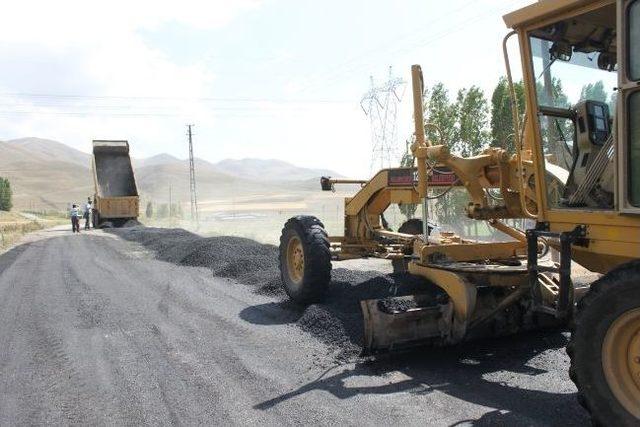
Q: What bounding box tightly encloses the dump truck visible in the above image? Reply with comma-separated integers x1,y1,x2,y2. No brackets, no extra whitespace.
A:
278,1,640,424
91,140,139,227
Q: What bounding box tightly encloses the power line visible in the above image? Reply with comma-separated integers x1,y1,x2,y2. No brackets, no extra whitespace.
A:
297,0,523,94
294,0,477,94
0,92,351,104
0,110,324,118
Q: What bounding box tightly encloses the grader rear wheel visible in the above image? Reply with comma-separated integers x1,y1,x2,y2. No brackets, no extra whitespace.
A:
278,216,331,304
393,219,435,273
602,308,640,417
568,261,640,426
398,218,425,235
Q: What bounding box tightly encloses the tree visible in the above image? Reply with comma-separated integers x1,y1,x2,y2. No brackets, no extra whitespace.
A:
157,203,169,218
580,80,608,103
608,91,618,114
0,177,13,211
424,82,457,147
172,203,183,219
536,78,571,166
453,86,490,157
536,77,570,108
145,201,153,219
398,140,418,221
490,77,525,153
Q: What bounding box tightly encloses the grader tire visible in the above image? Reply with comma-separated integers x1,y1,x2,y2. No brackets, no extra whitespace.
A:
393,219,434,273
397,218,435,235
279,216,331,304
398,218,424,235
567,260,640,426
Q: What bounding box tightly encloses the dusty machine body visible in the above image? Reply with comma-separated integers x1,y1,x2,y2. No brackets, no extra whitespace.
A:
279,0,640,424
91,140,139,227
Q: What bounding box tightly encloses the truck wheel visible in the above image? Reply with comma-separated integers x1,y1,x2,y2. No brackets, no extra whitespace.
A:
567,260,640,426
92,212,100,228
279,216,331,304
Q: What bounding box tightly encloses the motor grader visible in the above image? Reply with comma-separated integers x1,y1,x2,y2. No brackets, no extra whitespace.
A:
278,0,640,424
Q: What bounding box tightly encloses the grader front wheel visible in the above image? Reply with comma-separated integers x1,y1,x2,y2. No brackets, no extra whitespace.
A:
278,216,331,304
568,261,640,426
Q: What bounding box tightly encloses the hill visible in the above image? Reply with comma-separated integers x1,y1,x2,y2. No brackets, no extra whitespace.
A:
0,138,340,210
135,158,270,204
213,158,341,182
134,153,181,168
7,137,91,168
0,140,92,209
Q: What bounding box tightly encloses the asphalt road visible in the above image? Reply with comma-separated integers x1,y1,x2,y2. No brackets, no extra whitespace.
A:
0,228,591,425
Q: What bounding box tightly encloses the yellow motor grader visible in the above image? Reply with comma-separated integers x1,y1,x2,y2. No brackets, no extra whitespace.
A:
278,0,640,424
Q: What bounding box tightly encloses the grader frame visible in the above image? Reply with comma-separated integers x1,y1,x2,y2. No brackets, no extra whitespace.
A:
279,1,640,423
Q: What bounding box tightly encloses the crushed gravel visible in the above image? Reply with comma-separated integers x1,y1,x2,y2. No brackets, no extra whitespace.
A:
110,226,443,359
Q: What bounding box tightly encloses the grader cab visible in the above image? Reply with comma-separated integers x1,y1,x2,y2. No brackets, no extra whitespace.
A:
279,1,640,424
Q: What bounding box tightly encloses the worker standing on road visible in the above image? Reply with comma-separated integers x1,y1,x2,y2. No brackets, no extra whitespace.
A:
84,197,92,230
70,204,81,233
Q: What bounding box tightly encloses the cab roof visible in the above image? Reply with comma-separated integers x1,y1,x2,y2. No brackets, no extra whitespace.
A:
502,0,612,29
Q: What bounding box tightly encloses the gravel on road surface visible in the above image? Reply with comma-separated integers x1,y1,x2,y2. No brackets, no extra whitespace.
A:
110,226,445,359
0,226,591,425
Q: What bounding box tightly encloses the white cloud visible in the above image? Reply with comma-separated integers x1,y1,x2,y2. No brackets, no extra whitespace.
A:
0,0,263,159
0,0,536,179
0,1,262,45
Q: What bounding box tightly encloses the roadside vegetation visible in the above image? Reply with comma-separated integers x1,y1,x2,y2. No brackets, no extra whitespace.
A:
397,76,614,235
0,210,68,251
0,177,13,212
0,212,42,250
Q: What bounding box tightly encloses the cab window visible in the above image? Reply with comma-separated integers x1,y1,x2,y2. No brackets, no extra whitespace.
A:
629,92,640,206
630,1,640,80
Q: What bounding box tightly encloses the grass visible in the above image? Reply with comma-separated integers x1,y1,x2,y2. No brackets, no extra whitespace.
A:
142,189,520,245
0,210,67,251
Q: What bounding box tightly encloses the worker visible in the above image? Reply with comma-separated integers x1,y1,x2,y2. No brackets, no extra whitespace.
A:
70,204,81,233
84,197,92,230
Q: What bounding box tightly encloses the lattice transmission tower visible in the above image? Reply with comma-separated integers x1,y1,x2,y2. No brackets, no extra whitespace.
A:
360,66,406,173
187,124,199,227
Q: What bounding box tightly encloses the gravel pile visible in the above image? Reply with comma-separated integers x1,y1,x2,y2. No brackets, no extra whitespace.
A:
111,226,443,359
309,268,444,359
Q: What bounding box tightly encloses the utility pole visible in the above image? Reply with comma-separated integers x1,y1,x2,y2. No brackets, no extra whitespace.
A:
187,124,199,227
168,183,172,226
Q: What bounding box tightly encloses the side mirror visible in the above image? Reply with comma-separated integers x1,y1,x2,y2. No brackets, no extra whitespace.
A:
549,41,572,62
320,176,334,191
597,52,617,71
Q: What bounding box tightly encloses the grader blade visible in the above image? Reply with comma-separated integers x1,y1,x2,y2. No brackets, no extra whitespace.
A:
360,296,453,354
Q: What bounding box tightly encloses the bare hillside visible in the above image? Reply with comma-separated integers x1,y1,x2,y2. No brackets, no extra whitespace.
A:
213,158,342,181
0,137,341,210
135,160,263,203
7,137,91,168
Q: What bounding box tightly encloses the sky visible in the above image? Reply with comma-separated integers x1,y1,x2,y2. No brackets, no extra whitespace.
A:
0,0,535,177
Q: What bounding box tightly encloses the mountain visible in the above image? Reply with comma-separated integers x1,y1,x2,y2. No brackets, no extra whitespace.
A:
0,138,339,210
7,137,91,168
135,159,265,203
212,158,341,182
0,139,92,210
135,153,181,168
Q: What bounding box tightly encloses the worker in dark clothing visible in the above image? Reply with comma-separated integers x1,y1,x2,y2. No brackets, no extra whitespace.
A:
70,204,81,233
84,198,92,230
